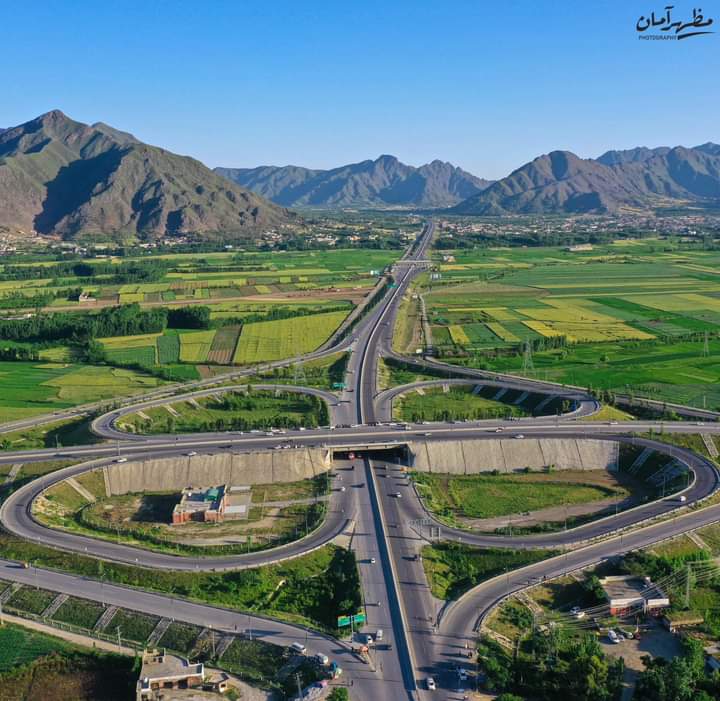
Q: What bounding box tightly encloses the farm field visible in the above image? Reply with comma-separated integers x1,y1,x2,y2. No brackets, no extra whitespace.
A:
0,362,169,423
0,248,397,311
418,241,720,409
233,310,348,363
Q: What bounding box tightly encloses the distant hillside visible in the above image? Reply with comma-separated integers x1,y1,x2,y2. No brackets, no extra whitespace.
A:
216,155,493,208
0,110,290,240
451,144,720,215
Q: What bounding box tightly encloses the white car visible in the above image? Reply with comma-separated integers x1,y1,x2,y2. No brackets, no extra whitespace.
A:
186,451,197,457
570,606,585,619
426,677,436,691
115,457,127,463
608,630,620,644
514,434,525,439
370,557,376,564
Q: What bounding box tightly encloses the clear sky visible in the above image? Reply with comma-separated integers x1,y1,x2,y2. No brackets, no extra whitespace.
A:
2,1,718,179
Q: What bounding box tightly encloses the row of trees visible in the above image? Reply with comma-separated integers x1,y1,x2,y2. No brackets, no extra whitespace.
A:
480,629,625,700
0,303,216,345
0,259,170,283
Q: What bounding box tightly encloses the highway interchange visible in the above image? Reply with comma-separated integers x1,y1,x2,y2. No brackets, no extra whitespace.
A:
1,221,720,699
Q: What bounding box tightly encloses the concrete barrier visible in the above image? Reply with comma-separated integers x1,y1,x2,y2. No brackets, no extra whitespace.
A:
102,448,331,496
408,438,619,474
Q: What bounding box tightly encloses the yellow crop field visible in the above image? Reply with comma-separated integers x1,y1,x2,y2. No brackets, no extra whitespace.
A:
118,293,145,304
486,322,521,343
522,321,566,338
233,310,348,364
255,284,273,294
518,303,617,324
552,323,654,342
482,307,518,321
677,294,720,312
98,333,162,349
449,325,471,344
623,294,696,312
179,330,217,362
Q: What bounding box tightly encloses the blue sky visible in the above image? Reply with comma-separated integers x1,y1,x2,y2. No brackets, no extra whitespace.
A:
2,1,718,178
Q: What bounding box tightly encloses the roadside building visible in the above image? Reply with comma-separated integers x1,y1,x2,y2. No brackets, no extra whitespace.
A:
599,575,669,616
172,485,250,524
136,649,205,700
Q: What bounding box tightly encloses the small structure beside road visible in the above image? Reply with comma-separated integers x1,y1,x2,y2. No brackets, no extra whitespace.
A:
599,575,669,616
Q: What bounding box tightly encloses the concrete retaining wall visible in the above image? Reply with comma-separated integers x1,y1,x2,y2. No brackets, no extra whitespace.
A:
409,438,619,474
102,448,331,496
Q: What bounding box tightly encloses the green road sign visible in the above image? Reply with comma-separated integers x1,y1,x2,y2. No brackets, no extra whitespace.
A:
337,613,366,627
332,382,346,389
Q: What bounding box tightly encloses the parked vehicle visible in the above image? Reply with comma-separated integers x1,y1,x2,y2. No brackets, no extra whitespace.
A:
290,642,307,654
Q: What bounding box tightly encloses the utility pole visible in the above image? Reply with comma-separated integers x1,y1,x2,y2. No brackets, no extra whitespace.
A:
295,672,303,699
116,626,122,649
685,563,692,609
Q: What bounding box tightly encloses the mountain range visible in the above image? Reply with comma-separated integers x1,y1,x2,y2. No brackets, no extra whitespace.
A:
0,110,289,240
0,110,718,239
215,156,493,208
450,144,720,215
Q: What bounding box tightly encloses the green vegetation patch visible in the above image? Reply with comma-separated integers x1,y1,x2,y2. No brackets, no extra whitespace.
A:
0,533,361,633
396,385,528,422
413,471,625,522
121,388,329,434
51,597,106,629
157,621,202,655
421,542,558,600
106,608,159,643
219,637,287,689
5,586,58,616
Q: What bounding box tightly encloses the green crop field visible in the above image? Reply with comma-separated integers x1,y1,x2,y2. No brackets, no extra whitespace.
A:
415,241,720,409
0,624,75,672
0,362,169,423
233,310,348,363
179,329,216,362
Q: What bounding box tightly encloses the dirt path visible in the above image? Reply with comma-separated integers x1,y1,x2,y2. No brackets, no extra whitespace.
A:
0,612,136,655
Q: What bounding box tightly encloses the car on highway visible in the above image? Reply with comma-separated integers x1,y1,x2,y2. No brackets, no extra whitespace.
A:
115,457,127,463
426,677,436,690
370,557,376,564
340,486,346,492
514,434,525,439
186,451,197,457
393,492,402,498
364,634,373,645
290,642,307,654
